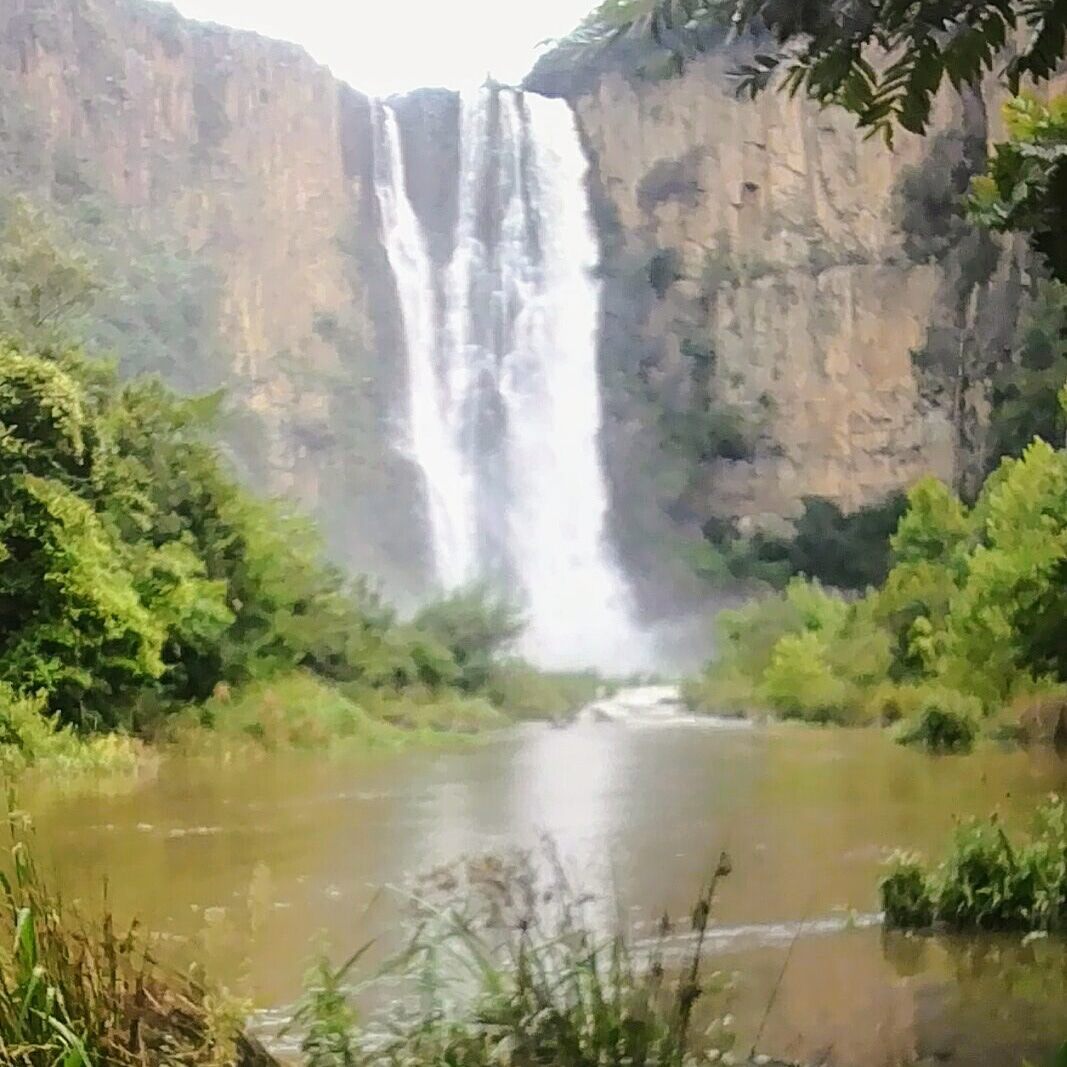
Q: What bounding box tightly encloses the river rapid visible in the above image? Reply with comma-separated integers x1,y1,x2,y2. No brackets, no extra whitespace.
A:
23,688,1067,1066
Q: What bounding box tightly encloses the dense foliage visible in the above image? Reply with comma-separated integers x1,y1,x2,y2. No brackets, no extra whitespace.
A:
694,494,909,591
0,329,575,769
896,692,980,753
685,418,1067,736
0,339,430,732
574,2,1067,284
582,0,1066,140
971,94,1067,283
988,278,1067,466
882,795,1067,931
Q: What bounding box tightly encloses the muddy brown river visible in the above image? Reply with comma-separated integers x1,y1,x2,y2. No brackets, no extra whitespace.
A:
21,690,1067,1066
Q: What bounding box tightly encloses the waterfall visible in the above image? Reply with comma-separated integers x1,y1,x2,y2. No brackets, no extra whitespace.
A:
372,105,477,588
372,87,647,672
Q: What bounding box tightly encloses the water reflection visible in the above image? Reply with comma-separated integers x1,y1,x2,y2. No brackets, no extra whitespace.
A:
21,704,1067,1064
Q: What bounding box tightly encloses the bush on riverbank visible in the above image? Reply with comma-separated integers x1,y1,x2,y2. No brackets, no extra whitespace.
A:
0,335,598,777
895,691,982,753
882,795,1067,931
683,579,889,725
485,661,603,721
169,672,405,754
0,683,148,780
688,434,1067,739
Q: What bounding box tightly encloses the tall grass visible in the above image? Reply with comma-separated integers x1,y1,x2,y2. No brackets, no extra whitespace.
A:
290,846,736,1067
0,807,275,1066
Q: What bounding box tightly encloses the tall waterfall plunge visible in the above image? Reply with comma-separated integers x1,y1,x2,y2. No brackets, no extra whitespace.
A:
372,88,647,672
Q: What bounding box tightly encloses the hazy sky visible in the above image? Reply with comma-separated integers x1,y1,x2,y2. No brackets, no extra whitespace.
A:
170,0,594,95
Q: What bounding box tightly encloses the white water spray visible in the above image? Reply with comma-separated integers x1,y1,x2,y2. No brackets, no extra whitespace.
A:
373,88,648,672
372,104,477,587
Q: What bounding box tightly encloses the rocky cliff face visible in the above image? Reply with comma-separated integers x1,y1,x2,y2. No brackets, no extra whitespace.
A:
529,46,1024,596
0,0,426,592
0,0,1027,605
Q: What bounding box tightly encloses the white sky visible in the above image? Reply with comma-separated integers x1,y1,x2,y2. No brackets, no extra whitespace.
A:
170,0,594,95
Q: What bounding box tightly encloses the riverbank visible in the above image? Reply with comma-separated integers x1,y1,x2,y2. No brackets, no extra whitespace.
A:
1,666,609,789
681,442,1067,754
0,339,618,791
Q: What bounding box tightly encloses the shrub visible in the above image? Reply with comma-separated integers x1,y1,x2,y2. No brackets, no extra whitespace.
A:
787,493,909,590
0,683,146,779
896,690,982,753
680,668,748,716
412,585,524,693
862,681,958,726
485,661,601,721
692,579,894,723
357,687,507,735
173,672,404,753
759,631,857,724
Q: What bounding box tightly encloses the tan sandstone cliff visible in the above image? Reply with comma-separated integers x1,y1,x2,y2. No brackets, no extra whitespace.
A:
528,44,1025,591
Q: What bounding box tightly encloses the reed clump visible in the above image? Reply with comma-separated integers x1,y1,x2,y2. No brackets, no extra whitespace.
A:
894,691,981,754
882,795,1067,932
290,845,737,1067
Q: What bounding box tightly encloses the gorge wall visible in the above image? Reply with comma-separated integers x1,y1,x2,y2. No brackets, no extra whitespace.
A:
528,45,1025,598
0,0,1026,606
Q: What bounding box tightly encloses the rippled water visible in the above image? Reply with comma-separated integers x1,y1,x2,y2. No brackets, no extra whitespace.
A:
22,689,1067,1065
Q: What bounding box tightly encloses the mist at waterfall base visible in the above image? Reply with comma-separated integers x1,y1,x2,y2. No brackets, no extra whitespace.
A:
372,87,659,675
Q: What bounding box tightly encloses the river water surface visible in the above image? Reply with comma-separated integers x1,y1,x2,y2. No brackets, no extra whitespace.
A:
23,689,1067,1066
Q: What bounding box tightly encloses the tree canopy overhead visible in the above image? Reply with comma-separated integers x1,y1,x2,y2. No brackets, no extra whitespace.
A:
574,1,1067,283
585,0,1067,140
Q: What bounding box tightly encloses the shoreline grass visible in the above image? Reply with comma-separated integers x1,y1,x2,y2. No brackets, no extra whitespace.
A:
0,807,278,1066
288,845,738,1067
1,665,612,791
882,795,1067,933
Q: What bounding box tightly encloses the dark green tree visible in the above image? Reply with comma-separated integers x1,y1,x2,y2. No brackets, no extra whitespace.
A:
580,0,1067,280
413,585,525,692
585,0,1067,140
